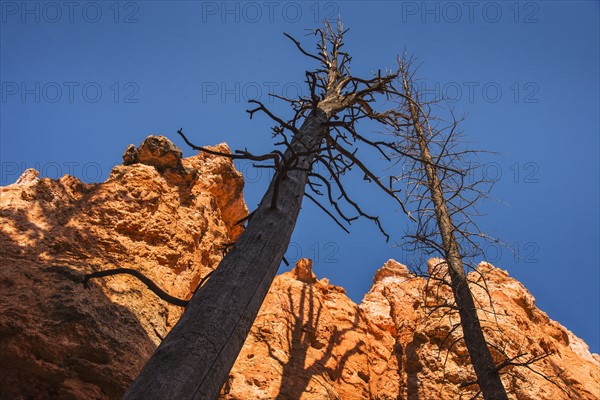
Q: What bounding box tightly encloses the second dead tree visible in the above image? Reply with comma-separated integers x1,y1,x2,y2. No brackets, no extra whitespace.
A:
391,57,509,400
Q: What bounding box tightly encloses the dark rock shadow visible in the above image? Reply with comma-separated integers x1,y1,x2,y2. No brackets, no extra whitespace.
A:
0,259,156,399
405,335,425,400
0,179,157,399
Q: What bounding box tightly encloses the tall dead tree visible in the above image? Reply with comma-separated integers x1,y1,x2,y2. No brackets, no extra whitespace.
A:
124,21,413,400
390,56,509,400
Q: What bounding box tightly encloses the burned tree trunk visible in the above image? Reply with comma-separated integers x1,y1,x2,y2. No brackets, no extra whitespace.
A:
124,112,328,400
124,22,408,400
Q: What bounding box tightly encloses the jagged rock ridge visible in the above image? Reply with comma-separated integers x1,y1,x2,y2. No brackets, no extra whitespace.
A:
223,259,600,399
0,137,598,399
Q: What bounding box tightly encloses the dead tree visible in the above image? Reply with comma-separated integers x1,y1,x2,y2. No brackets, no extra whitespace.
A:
390,56,509,400
124,21,412,400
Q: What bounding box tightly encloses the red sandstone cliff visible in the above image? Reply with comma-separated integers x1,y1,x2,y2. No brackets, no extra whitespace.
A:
1,137,598,399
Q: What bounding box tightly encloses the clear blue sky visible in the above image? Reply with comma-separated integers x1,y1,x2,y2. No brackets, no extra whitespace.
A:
1,1,598,353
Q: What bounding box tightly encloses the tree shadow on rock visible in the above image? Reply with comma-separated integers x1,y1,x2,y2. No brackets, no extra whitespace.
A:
271,283,367,400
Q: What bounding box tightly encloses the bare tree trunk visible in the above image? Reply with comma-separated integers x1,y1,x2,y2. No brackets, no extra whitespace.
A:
403,76,508,400
123,111,328,400
124,22,406,399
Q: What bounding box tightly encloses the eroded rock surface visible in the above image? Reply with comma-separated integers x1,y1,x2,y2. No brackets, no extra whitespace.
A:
221,258,399,400
360,259,600,399
0,136,247,399
221,259,600,399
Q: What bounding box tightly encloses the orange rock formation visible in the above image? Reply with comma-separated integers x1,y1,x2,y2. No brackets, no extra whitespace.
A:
0,136,247,399
222,259,600,399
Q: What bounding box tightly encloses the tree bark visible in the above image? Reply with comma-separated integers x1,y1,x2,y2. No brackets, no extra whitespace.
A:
404,78,508,400
123,110,328,400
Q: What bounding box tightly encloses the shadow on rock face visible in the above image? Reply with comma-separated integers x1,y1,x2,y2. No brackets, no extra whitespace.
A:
0,259,156,400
